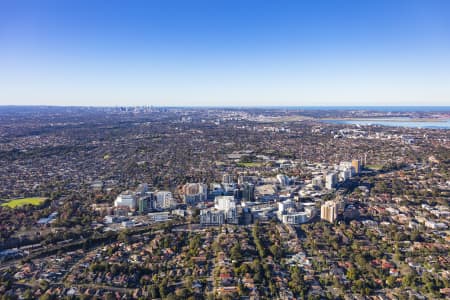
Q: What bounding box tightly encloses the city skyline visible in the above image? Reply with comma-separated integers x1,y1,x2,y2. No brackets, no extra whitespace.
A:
1,0,450,106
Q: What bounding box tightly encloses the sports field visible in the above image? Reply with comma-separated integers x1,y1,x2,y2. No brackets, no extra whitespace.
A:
1,197,47,208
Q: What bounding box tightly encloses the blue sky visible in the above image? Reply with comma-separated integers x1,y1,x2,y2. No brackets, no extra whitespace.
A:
1,0,450,106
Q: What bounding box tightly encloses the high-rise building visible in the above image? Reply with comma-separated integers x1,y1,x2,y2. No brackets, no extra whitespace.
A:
138,195,153,213
214,196,235,211
325,173,338,190
241,183,255,202
182,183,208,205
135,183,149,196
222,173,233,185
114,192,136,210
214,196,238,224
352,159,361,174
200,196,238,226
312,175,323,188
276,174,290,186
321,201,338,223
200,209,225,226
155,191,175,209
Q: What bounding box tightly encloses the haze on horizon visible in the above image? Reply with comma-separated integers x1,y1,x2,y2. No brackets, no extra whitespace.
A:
1,0,450,107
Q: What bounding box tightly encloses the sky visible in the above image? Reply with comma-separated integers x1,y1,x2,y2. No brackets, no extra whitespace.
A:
1,0,450,107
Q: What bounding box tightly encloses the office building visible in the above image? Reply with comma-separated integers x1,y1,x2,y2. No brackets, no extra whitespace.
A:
138,194,154,213
281,212,309,224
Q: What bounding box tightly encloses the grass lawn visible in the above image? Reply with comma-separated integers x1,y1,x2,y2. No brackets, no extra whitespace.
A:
366,164,383,170
237,162,264,167
1,197,47,208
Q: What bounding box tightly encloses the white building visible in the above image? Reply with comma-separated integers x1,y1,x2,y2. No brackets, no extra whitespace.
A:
200,209,225,226
277,199,314,224
325,173,338,190
278,199,295,214
222,173,233,185
148,212,170,222
312,176,323,188
155,191,175,209
201,196,238,226
215,196,236,211
276,174,290,187
282,212,309,224
114,192,136,210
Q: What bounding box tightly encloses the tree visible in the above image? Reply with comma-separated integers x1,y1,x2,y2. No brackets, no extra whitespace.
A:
230,243,242,261
386,275,396,288
118,230,129,243
289,266,306,297
269,244,283,261
175,288,189,298
159,279,168,298
346,266,357,281
148,285,159,299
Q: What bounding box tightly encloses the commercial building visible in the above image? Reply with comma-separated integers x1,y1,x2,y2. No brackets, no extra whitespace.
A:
148,212,170,222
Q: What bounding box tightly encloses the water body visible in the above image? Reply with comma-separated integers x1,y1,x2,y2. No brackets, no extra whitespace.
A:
322,119,450,129
295,106,450,112
252,106,450,112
